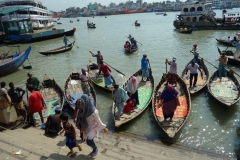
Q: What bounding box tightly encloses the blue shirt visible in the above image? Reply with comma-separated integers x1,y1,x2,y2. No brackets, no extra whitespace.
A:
141,57,148,70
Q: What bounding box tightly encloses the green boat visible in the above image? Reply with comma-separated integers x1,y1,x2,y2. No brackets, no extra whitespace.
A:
112,69,154,128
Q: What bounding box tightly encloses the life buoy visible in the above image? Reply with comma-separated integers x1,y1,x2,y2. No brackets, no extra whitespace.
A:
213,12,216,16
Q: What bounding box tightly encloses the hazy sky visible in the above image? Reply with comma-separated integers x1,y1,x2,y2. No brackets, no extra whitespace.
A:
40,0,158,11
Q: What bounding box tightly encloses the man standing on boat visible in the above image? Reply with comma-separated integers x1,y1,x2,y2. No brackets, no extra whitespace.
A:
63,35,68,48
98,61,113,88
91,51,103,69
232,41,240,59
190,44,200,65
26,72,40,91
218,53,228,80
185,61,203,88
141,54,149,81
166,57,177,86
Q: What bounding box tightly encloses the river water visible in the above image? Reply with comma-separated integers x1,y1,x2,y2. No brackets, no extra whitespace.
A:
1,8,240,158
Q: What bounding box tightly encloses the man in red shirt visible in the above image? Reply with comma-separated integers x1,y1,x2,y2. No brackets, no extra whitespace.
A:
27,84,46,127
98,61,113,88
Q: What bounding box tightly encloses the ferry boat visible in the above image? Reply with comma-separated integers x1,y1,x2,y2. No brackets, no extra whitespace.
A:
122,9,146,14
173,2,240,30
0,0,54,30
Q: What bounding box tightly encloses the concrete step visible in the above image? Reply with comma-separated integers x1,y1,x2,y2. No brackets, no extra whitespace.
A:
0,126,232,160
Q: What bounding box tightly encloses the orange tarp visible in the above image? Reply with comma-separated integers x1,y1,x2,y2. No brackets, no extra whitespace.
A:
155,96,188,118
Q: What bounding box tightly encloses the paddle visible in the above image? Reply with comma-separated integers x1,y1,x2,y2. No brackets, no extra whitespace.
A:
137,41,143,45
67,38,79,49
198,56,219,70
147,58,152,78
89,51,125,76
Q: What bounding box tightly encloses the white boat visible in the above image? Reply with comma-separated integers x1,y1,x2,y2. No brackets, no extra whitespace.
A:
0,0,54,29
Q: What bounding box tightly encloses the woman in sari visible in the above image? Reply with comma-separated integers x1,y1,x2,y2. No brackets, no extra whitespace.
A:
79,69,90,95
158,84,179,122
112,84,129,119
75,94,108,157
127,76,139,106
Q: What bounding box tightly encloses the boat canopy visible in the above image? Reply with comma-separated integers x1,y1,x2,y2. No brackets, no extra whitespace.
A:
0,7,30,15
2,18,33,35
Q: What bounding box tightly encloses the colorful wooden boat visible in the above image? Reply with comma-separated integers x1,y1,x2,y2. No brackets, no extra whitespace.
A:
39,41,75,55
215,38,233,46
207,70,240,107
0,46,31,77
64,69,97,111
176,28,193,34
36,74,64,119
218,48,240,65
152,73,191,138
181,58,209,94
112,69,154,128
125,47,138,53
87,63,116,93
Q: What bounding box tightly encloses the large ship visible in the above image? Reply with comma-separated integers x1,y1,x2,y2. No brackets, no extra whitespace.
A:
0,0,54,29
122,8,146,14
173,2,240,30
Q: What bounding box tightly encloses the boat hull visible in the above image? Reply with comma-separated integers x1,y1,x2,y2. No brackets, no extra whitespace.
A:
125,47,138,53
3,28,75,43
174,20,240,30
215,38,233,46
207,70,240,107
0,46,31,77
39,41,75,55
112,69,154,128
152,73,191,138
87,63,116,93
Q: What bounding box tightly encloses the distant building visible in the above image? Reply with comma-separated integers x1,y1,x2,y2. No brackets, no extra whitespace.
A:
88,3,96,11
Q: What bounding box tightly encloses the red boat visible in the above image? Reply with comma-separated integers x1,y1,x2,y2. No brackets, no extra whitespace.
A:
53,13,61,18
123,9,146,14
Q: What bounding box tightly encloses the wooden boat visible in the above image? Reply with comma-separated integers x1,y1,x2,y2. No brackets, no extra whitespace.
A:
163,13,167,16
63,28,76,36
70,20,73,23
125,47,138,53
215,38,233,46
3,39,19,44
39,41,75,55
77,19,80,22
38,74,64,119
152,73,191,138
87,63,116,93
88,25,96,29
135,23,140,26
64,69,97,111
0,46,31,77
207,70,240,107
181,58,209,94
57,22,62,24
176,28,193,34
112,69,154,128
218,48,240,65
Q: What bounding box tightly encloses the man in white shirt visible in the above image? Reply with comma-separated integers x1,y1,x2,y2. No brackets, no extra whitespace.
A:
185,61,203,88
166,57,177,86
79,69,90,95
225,36,232,43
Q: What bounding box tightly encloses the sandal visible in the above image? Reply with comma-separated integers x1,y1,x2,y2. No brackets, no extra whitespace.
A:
67,150,74,156
77,144,82,151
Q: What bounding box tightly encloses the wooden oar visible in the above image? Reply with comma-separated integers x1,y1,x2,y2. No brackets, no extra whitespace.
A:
89,51,125,76
104,61,125,76
137,41,143,45
67,38,79,49
165,60,168,73
198,56,218,70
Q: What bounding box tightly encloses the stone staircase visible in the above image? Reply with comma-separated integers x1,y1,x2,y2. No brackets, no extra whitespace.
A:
0,127,231,160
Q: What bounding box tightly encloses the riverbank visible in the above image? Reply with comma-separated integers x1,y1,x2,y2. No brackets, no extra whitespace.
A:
0,123,232,160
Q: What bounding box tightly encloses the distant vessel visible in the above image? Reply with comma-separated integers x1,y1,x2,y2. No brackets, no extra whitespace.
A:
173,2,240,30
0,0,54,29
122,9,145,14
53,13,61,18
